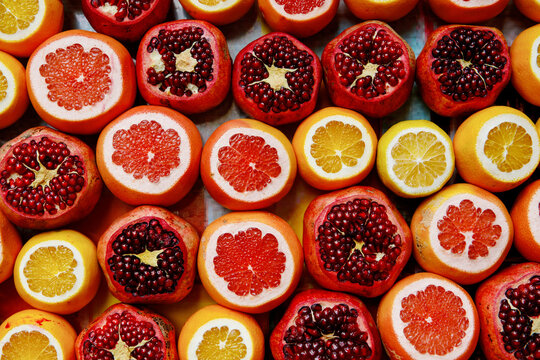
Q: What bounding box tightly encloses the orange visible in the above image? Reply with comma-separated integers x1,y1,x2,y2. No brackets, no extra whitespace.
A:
427,0,509,23
178,304,264,360
511,179,540,262
343,0,419,22
515,0,540,23
0,51,28,129
0,211,21,284
292,107,377,191
511,25,540,107
178,0,254,25
411,183,513,285
377,272,480,360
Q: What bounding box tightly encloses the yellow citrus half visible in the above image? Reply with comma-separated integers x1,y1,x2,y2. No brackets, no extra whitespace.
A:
178,0,254,25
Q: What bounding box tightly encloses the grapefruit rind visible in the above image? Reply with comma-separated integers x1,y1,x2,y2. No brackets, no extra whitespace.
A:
267,0,333,20
0,61,15,113
0,324,63,358
0,0,46,42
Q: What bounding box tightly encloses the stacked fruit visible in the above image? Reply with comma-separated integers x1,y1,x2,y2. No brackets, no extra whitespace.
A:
0,0,539,359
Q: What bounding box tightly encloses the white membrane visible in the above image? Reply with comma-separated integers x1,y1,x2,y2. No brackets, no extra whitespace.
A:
0,324,63,359
0,61,16,113
268,0,333,20
530,36,540,80
0,0,46,41
527,187,540,245
190,0,246,11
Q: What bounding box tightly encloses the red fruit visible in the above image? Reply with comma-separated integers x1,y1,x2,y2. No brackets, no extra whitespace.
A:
321,21,415,118
0,126,102,230
136,20,231,114
303,186,413,297
75,302,178,360
97,206,199,304
417,25,511,117
232,32,322,126
270,289,382,360
475,262,540,360
81,0,171,42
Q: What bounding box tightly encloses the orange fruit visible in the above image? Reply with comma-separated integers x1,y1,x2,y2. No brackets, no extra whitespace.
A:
200,119,296,210
0,51,28,129
13,230,101,314
427,0,509,23
0,309,76,360
511,24,540,107
292,107,377,191
178,304,265,360
515,0,540,26
0,0,63,58
453,106,540,192
411,183,513,285
198,211,303,314
511,179,540,262
343,0,419,22
0,211,21,284
26,29,136,135
178,0,254,25
258,0,339,38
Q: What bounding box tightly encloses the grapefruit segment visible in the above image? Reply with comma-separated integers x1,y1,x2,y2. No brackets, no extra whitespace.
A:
275,0,326,15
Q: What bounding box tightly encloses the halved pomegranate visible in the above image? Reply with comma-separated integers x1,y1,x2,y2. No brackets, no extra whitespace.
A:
136,20,231,114
0,126,102,230
270,288,382,360
97,205,199,304
321,21,415,119
475,262,540,360
232,32,322,126
75,303,178,360
417,25,511,117
303,186,412,297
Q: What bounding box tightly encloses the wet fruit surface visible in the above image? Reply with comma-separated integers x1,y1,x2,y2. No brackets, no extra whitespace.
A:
275,0,325,14
484,122,533,172
196,326,247,359
0,0,38,34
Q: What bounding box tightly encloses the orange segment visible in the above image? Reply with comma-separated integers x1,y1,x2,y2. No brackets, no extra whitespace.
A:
483,122,533,172
0,70,6,101
275,0,325,14
2,330,58,360
198,0,221,5
0,0,39,35
197,326,247,359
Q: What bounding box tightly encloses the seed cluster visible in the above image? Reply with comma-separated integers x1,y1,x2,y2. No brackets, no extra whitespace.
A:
91,0,153,21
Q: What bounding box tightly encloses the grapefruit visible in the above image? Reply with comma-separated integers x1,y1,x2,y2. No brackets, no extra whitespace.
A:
427,0,509,23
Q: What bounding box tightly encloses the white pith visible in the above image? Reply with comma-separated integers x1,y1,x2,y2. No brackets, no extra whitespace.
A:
268,0,332,20
0,0,45,41
28,35,125,121
190,0,242,11
429,193,511,273
0,61,16,113
530,37,540,80
98,2,118,16
204,221,295,307
101,111,191,194
455,0,497,6
303,114,374,180
476,114,540,182
0,324,63,359
390,277,477,360
18,240,85,303
209,128,291,202
527,187,540,245
187,318,253,360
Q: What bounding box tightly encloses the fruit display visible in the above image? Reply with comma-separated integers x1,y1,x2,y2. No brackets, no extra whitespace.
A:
0,51,28,129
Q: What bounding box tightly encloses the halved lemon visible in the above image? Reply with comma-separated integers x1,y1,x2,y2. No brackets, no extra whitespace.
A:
178,0,254,25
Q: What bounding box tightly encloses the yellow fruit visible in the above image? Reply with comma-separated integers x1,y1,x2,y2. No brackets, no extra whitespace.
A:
178,0,254,25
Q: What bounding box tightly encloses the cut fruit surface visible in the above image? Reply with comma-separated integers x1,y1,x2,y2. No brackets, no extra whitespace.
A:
178,0,254,25
511,180,540,262
0,51,28,129
511,24,540,106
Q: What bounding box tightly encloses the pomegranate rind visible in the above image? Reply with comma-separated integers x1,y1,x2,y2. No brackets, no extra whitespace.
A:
198,211,303,314
97,206,200,304
0,51,29,129
0,211,21,284
321,20,415,119
303,185,413,297
511,24,540,107
270,289,382,360
511,180,540,262
0,126,103,230
26,30,136,134
427,0,509,23
136,19,232,114
475,262,540,360
97,105,202,206
201,118,297,210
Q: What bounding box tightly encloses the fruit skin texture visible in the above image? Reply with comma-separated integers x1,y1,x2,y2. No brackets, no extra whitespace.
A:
81,0,171,42
179,0,255,25
427,0,509,23
303,186,413,298
0,51,29,129
511,180,540,262
0,211,21,284
136,20,231,115
270,288,382,360
0,126,103,230
515,0,540,22
97,205,200,304
511,24,540,107
322,21,416,119
344,0,418,22
475,262,540,360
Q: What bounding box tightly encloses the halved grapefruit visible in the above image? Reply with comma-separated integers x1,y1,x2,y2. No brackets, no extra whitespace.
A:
427,0,509,23
511,179,540,263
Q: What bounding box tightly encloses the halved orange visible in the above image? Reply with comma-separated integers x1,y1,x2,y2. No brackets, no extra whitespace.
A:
511,180,540,262
0,210,21,284
515,1,540,32
179,0,254,25
427,0,509,23
511,24,540,107
343,0,419,22
0,51,28,129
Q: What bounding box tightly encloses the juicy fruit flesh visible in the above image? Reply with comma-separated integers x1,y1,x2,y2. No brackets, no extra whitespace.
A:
82,310,165,360
196,326,247,360
39,44,112,111
1,330,58,360
484,122,533,173
437,199,501,259
537,44,540,67
334,26,407,100
310,120,365,174
431,28,507,102
107,219,185,297
213,227,286,296
0,136,86,217
112,120,181,183
400,284,469,356
238,35,316,114
0,69,7,102
91,0,153,21
275,0,325,14
316,198,403,286
146,26,214,98
283,303,372,359
0,0,38,35
217,133,281,192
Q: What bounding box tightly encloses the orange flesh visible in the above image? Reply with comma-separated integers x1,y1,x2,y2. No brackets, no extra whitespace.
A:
196,326,247,360
483,122,533,173
112,120,181,183
437,199,501,259
213,227,286,296
275,0,325,14
400,284,469,356
39,44,112,111
198,0,225,5
0,69,6,102
0,0,38,35
1,330,58,360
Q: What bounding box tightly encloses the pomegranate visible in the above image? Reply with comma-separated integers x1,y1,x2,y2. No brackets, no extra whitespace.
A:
303,186,412,297
0,126,102,230
81,0,171,42
232,32,322,126
475,262,540,360
75,303,178,360
270,288,382,360
417,25,511,117
136,20,231,114
321,21,415,119
97,206,199,304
